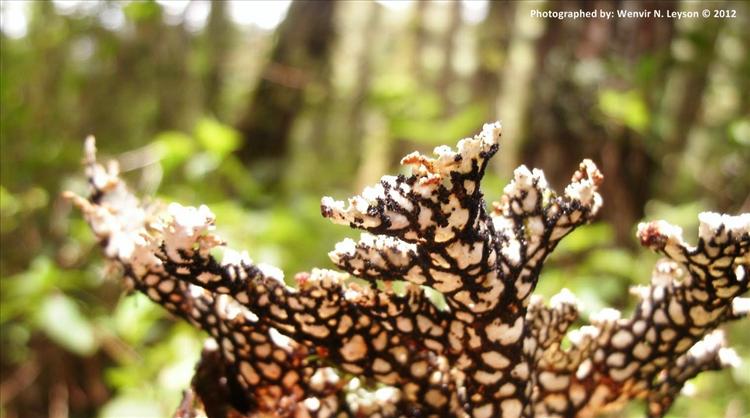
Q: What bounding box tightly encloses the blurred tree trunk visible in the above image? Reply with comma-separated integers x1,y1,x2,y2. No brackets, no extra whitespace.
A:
235,0,336,186
203,0,232,117
389,0,428,164
593,1,674,246
408,0,428,78
520,0,676,246
658,6,722,200
473,1,515,120
437,1,461,114
154,19,190,131
346,2,382,180
494,1,545,180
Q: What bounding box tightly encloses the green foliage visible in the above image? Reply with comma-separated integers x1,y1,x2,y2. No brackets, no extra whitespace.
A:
37,293,98,356
122,0,162,23
100,319,202,418
536,223,652,315
598,89,650,133
152,131,195,175
729,118,750,146
370,73,486,145
194,117,242,158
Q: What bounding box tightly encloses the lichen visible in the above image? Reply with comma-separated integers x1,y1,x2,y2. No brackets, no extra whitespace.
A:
67,124,749,418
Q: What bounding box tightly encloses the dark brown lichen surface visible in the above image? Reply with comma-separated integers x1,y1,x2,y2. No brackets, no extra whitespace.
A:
67,124,749,418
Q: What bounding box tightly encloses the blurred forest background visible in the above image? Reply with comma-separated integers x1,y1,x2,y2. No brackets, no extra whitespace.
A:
1,0,749,417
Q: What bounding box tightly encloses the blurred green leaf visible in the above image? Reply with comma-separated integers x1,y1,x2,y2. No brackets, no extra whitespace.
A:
0,186,20,216
0,186,48,232
0,186,20,232
184,152,220,180
99,394,163,418
1,256,68,323
123,0,161,23
216,156,261,200
424,286,448,310
156,333,202,391
635,55,657,85
104,321,201,412
576,275,624,313
194,118,241,159
584,248,636,279
109,293,164,345
598,89,649,133
391,104,487,146
153,132,195,174
553,223,614,255
644,200,705,238
370,73,418,106
729,118,750,146
21,186,48,210
35,293,98,356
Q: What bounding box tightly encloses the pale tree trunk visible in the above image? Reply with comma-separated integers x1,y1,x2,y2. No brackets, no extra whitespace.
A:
437,1,462,114
494,1,545,180
235,0,336,187
202,0,232,117
408,0,428,78
473,0,515,120
346,2,382,180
